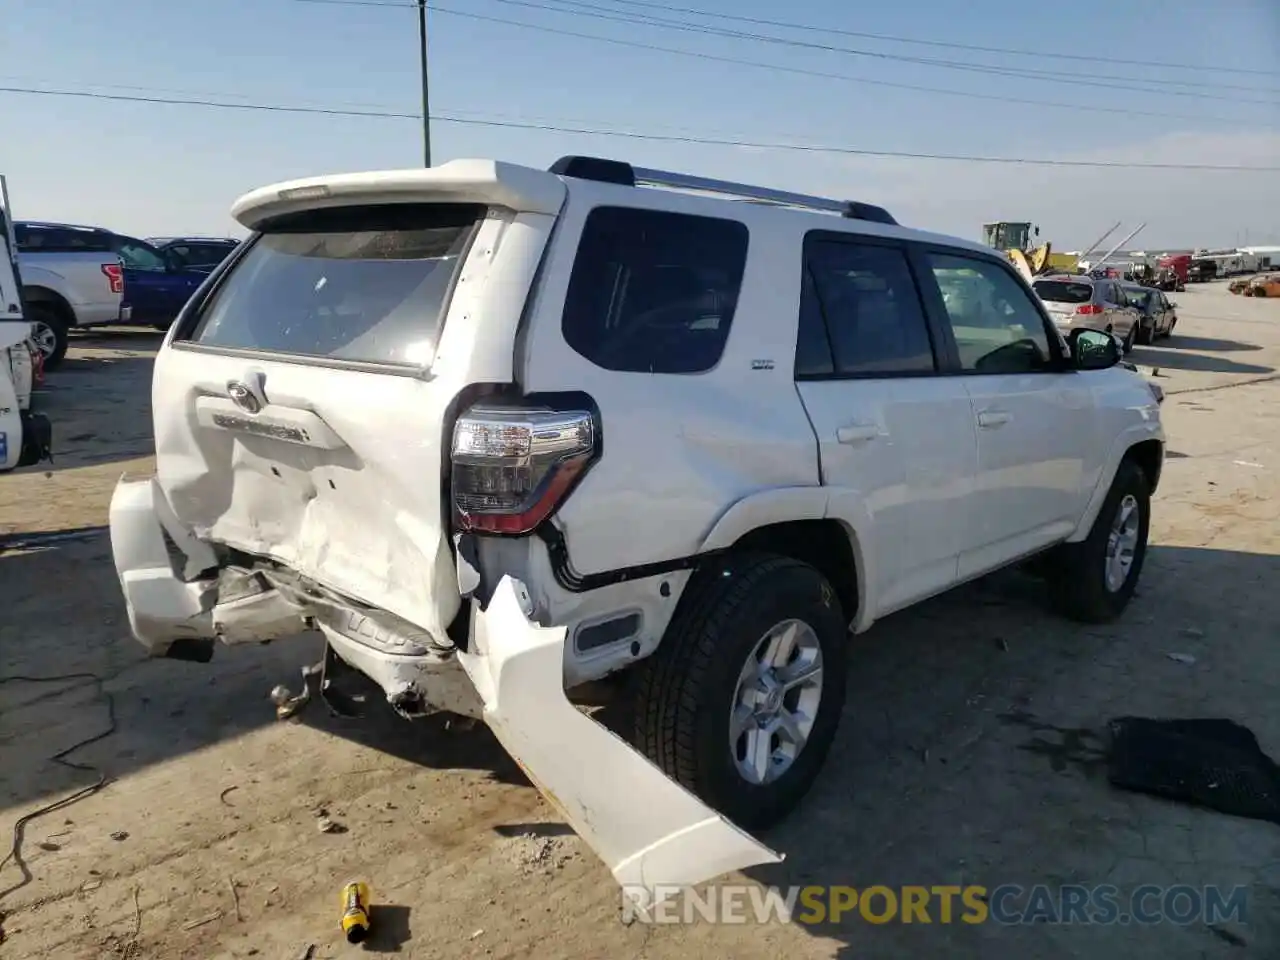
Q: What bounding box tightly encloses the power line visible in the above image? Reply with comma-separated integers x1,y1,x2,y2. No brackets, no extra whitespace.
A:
287,0,1266,125
289,0,1280,87
478,0,1280,103
3,84,1276,171
529,0,1280,80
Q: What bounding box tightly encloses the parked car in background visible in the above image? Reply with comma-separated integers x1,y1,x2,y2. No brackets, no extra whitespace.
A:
1121,283,1178,343
146,237,239,274
13,220,131,367
114,235,215,329
1188,258,1217,283
1246,273,1280,298
1032,275,1141,353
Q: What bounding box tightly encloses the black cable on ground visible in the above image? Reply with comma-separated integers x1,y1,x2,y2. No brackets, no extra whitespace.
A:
0,673,118,940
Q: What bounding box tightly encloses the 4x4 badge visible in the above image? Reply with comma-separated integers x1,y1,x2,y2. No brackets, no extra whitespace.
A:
226,380,261,414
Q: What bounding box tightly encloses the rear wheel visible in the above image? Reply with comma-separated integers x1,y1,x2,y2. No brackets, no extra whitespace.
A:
633,553,848,830
27,303,70,369
1047,459,1150,623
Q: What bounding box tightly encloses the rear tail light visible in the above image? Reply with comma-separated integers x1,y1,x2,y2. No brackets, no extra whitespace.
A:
1076,303,1103,315
101,262,124,294
451,404,597,535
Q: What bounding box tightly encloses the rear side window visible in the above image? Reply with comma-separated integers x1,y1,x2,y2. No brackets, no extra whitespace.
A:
184,204,481,365
560,206,748,374
14,224,114,253
1032,280,1094,303
796,239,935,377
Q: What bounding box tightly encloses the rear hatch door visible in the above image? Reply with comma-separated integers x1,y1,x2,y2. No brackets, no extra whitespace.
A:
1032,278,1095,324
152,193,556,642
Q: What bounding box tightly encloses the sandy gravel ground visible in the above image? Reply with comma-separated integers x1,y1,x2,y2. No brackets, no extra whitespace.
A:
1,283,1279,959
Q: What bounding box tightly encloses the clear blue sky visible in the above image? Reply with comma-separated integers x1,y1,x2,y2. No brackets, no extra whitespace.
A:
4,0,1278,249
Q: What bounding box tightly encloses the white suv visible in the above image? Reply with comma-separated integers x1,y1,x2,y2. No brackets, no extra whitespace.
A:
108,156,1165,911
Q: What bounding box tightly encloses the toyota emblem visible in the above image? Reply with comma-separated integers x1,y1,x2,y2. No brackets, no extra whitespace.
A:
226,381,261,414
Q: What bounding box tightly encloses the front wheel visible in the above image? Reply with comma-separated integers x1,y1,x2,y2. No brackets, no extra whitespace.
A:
1047,459,1150,623
633,554,848,831
27,304,70,369
1121,323,1137,354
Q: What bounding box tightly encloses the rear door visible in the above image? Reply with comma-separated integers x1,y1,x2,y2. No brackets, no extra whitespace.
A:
794,234,977,614
157,202,523,642
921,249,1097,578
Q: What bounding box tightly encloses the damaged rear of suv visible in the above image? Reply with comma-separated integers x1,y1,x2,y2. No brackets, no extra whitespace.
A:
111,155,1163,913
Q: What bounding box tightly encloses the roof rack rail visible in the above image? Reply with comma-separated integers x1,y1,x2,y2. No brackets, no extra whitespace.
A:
548,156,897,225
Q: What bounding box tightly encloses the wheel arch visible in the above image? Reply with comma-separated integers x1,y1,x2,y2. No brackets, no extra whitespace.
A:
698,487,871,633
1067,429,1164,542
22,284,75,323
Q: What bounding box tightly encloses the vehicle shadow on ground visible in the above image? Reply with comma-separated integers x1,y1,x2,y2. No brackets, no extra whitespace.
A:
739,544,1280,956
1128,344,1274,376
1160,335,1263,353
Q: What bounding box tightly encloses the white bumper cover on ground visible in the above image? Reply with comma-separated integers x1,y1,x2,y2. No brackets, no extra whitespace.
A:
109,478,783,913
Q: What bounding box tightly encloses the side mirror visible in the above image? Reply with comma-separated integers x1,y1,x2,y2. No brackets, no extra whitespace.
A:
1069,328,1120,370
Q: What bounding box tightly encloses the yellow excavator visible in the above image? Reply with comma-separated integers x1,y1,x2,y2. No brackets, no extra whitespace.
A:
981,222,1068,282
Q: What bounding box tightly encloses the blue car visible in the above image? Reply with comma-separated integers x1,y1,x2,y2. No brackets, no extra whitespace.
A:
115,235,234,329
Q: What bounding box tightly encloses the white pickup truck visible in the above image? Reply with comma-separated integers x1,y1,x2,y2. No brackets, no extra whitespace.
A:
15,220,132,368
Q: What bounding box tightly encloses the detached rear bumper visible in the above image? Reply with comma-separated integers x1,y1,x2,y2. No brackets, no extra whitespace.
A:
108,476,783,912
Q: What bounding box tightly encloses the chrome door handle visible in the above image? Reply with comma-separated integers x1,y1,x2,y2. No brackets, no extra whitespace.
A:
976,410,1012,429
837,423,881,445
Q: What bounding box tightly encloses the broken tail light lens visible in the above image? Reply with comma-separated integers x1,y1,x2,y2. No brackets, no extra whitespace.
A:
451,405,597,535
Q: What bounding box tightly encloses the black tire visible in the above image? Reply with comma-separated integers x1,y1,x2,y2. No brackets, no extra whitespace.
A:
28,303,70,369
634,553,848,831
1047,459,1150,624
1136,321,1153,346
1121,323,1136,355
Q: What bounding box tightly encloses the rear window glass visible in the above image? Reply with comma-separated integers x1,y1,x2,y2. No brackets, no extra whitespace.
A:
560,206,748,374
184,204,481,365
1032,280,1093,304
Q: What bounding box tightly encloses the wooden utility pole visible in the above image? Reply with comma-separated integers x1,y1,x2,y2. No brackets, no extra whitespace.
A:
418,0,432,166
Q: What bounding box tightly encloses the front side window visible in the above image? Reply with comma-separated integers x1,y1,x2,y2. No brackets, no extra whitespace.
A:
797,240,935,377
928,253,1054,374
560,206,748,374
184,203,481,365
117,238,168,272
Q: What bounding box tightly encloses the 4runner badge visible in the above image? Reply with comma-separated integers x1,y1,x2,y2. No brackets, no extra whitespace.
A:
226,381,262,414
